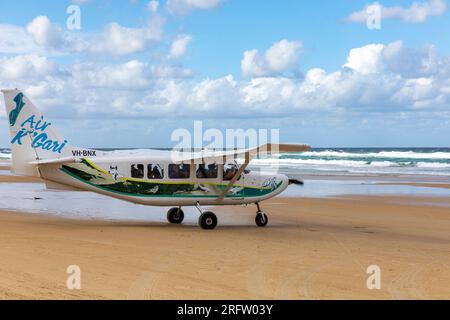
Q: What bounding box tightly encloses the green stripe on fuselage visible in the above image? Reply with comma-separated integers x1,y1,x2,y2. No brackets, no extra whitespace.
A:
60,163,281,198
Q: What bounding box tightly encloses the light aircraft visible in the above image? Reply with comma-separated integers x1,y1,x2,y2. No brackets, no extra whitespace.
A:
1,89,310,230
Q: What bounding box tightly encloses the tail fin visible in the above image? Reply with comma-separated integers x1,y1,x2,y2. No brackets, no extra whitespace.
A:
2,89,72,177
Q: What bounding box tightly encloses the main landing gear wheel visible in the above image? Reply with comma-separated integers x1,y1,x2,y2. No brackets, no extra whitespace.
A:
167,207,184,224
254,202,268,227
255,212,268,227
198,211,218,230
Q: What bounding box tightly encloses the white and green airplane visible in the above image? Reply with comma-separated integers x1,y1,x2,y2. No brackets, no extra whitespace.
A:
1,89,310,230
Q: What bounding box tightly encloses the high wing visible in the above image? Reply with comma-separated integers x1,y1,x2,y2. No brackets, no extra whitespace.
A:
173,143,311,164
28,143,311,166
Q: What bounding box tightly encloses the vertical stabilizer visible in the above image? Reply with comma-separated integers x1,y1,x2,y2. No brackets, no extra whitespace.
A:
1,89,72,177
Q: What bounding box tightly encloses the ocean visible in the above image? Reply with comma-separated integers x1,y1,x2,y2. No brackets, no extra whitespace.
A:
252,147,450,176
1,147,449,176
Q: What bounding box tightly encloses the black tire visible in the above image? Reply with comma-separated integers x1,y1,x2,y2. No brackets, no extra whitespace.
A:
255,212,268,227
167,207,184,224
198,211,218,230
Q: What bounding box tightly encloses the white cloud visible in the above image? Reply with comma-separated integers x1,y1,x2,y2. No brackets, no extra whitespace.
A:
187,75,238,112
343,41,449,80
1,16,86,55
26,16,64,48
86,60,152,89
1,41,449,119
90,23,148,55
0,54,61,81
347,0,447,23
2,14,164,57
150,64,193,78
241,40,303,78
0,24,43,54
383,41,443,78
169,34,192,59
69,60,192,91
167,0,222,15
344,44,385,74
90,15,165,56
148,0,160,12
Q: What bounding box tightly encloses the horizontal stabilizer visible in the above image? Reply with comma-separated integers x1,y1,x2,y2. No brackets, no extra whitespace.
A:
29,156,79,165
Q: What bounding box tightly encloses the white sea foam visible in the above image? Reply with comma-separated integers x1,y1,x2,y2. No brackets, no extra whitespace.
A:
250,157,450,176
296,150,450,160
0,152,11,160
252,158,450,168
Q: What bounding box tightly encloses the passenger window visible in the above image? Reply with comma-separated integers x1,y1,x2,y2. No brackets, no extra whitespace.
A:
196,164,218,179
223,163,239,181
147,164,164,179
131,164,144,178
169,164,190,179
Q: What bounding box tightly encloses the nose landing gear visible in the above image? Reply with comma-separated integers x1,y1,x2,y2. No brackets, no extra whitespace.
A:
255,202,268,227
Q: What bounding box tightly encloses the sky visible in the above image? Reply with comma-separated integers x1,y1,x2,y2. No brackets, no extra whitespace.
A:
0,0,449,148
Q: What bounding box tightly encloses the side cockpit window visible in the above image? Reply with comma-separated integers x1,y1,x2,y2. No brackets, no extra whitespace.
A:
147,164,164,179
131,164,144,178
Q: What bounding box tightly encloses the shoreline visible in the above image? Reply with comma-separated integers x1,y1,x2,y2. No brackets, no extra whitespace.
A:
376,182,450,190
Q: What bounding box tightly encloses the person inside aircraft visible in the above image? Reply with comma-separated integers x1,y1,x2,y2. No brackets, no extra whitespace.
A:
207,164,218,178
169,164,190,179
179,164,190,178
169,164,179,178
153,165,163,179
196,163,218,179
148,164,163,179
196,165,207,178
223,163,238,181
131,164,144,178
131,164,137,176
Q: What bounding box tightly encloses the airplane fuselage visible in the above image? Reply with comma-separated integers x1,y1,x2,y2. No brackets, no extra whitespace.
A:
38,153,290,206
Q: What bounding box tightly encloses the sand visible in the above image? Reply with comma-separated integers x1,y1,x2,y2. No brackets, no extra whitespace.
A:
0,175,42,183
378,182,450,190
0,194,449,300
0,162,448,299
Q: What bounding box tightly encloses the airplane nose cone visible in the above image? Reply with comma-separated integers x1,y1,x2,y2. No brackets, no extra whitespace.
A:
279,174,289,191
